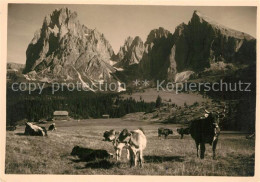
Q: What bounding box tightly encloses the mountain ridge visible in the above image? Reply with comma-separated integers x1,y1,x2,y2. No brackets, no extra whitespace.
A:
20,8,256,89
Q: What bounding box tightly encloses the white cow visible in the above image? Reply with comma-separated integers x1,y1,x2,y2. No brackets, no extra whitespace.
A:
116,128,147,167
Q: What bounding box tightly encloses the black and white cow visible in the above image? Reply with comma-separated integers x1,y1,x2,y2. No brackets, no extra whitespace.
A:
189,109,223,159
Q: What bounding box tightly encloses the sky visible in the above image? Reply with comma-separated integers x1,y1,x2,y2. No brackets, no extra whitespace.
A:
7,4,256,64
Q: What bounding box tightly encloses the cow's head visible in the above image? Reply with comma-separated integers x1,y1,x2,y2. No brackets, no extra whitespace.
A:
204,106,227,127
118,129,132,143
103,129,117,142
71,146,80,155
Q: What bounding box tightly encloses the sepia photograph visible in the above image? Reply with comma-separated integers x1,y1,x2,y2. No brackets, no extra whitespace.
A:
1,1,258,179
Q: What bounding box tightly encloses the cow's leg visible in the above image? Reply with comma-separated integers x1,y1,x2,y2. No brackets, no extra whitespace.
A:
181,134,183,139
139,149,144,167
129,148,135,167
196,141,199,158
164,134,167,139
126,148,130,160
212,138,218,159
115,148,122,161
134,150,138,167
200,143,205,159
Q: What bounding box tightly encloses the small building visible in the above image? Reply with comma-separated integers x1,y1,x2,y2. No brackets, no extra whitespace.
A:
102,114,110,119
53,111,69,121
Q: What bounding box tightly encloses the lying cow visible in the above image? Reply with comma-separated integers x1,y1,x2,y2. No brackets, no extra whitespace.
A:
190,109,221,159
177,127,190,139
116,128,147,167
24,122,47,136
158,127,173,139
48,123,56,131
103,129,119,141
71,145,113,162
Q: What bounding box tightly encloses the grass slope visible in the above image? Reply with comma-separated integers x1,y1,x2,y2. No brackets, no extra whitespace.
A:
5,119,255,175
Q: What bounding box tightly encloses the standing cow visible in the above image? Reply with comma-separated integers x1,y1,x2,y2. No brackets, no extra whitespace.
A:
158,127,173,139
190,109,223,159
116,128,147,167
177,127,190,139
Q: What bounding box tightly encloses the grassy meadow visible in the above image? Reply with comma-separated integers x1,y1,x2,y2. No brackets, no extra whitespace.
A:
5,119,255,175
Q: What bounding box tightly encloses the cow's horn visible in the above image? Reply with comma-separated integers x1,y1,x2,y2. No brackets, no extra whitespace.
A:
204,109,210,114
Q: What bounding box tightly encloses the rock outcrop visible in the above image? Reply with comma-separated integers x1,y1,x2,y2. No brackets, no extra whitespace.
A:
23,8,256,87
172,10,256,73
116,10,256,82
23,8,117,87
114,36,145,68
139,27,175,81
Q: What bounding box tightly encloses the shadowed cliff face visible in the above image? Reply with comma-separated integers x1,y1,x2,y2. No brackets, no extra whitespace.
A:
173,10,256,72
23,8,256,85
24,8,116,84
116,10,256,83
140,27,175,81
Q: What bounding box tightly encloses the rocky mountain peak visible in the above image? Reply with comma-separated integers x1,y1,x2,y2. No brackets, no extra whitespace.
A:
190,10,254,41
114,36,145,68
116,10,256,83
191,10,210,23
124,36,134,47
44,8,77,26
146,27,171,44
23,7,120,91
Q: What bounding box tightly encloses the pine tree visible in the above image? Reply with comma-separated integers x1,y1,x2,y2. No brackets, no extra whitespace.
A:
155,95,162,108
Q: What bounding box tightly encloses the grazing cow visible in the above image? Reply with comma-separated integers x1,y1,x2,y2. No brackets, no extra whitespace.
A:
189,109,222,159
116,128,147,167
71,146,113,162
103,129,119,141
48,123,56,131
158,127,173,139
24,122,48,136
177,127,190,139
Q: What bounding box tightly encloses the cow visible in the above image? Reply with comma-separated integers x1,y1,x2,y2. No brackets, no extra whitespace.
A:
102,129,129,161
116,128,147,167
177,127,190,139
71,146,113,162
103,129,119,141
158,127,173,139
24,122,48,136
102,129,128,161
48,123,56,131
189,109,223,159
